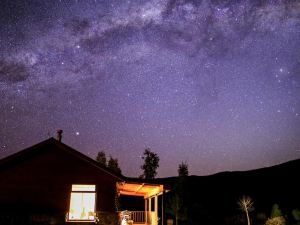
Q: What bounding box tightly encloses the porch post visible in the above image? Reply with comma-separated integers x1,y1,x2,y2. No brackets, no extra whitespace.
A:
161,192,164,225
149,197,152,224
154,195,158,225
145,198,148,224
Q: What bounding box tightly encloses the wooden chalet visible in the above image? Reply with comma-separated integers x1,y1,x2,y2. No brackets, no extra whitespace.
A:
0,138,168,225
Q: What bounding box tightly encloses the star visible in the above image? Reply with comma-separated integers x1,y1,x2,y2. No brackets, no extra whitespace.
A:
0,0,299,177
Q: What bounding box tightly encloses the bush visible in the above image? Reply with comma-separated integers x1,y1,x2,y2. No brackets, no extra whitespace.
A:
95,212,119,225
265,216,286,225
292,209,300,221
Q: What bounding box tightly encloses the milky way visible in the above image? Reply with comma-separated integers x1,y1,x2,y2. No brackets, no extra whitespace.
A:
1,0,300,177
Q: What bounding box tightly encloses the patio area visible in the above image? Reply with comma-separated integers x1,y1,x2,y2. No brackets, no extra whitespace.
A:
117,182,165,225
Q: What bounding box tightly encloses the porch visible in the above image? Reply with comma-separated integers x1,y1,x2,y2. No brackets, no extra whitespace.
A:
117,182,165,225
119,210,158,225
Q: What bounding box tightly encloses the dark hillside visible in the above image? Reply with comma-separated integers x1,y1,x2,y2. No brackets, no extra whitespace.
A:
157,158,300,225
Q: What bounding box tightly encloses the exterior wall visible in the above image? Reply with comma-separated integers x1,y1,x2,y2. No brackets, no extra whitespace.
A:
0,144,119,214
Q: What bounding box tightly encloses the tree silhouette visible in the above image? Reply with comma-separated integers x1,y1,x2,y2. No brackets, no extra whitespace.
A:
140,148,159,179
166,175,188,225
178,161,188,177
238,196,254,225
107,156,122,174
166,193,187,225
96,151,122,174
96,151,107,166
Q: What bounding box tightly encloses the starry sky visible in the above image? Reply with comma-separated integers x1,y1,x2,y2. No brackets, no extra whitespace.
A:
1,0,300,177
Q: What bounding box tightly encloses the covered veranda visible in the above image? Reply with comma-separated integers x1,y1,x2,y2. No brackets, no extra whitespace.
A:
117,181,165,225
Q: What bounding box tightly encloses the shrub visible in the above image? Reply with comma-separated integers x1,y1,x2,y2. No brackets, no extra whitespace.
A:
265,216,286,225
95,212,119,225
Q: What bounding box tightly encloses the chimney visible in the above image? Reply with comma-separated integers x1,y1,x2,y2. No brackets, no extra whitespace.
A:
57,129,63,142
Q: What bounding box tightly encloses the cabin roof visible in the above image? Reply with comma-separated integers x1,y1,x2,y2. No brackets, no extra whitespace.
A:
0,137,125,181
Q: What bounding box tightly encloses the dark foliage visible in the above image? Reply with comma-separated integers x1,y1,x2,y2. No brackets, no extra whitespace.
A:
107,156,122,175
140,148,159,179
96,151,106,166
161,158,300,225
178,162,189,177
95,151,122,174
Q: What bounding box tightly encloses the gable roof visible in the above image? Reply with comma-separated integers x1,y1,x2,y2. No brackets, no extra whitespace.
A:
0,138,125,181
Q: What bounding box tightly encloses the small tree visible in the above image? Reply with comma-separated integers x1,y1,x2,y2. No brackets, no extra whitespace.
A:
140,148,159,179
178,161,189,177
265,204,285,225
166,162,189,225
271,204,282,218
166,177,188,225
96,151,107,166
96,151,122,175
292,209,300,221
166,193,187,225
107,156,122,174
238,196,254,225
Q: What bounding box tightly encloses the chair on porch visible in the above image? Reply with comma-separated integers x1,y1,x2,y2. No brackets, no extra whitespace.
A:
121,210,134,225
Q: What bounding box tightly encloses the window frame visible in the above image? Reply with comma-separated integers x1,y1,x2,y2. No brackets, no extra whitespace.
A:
67,184,97,223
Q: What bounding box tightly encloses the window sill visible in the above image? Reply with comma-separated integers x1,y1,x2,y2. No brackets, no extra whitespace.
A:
66,220,95,223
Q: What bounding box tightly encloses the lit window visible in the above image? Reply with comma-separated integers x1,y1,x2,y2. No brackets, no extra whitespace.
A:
68,184,96,222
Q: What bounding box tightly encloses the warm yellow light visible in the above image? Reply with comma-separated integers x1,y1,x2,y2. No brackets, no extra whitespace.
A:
72,184,96,192
68,185,96,221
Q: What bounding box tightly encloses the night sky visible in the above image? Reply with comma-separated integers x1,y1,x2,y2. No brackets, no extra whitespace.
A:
1,0,300,177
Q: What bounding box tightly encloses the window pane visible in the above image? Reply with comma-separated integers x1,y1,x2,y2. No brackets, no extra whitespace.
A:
69,192,96,220
72,184,96,192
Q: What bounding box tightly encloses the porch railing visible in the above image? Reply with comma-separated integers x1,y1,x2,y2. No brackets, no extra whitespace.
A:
130,211,146,223
119,211,153,224
130,211,156,224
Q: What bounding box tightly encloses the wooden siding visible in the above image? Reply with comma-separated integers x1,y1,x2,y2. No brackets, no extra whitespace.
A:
0,142,119,214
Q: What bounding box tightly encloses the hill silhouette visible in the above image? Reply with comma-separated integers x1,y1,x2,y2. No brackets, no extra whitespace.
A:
156,158,300,225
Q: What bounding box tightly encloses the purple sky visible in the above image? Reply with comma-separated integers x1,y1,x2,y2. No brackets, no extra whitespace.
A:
1,0,300,177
